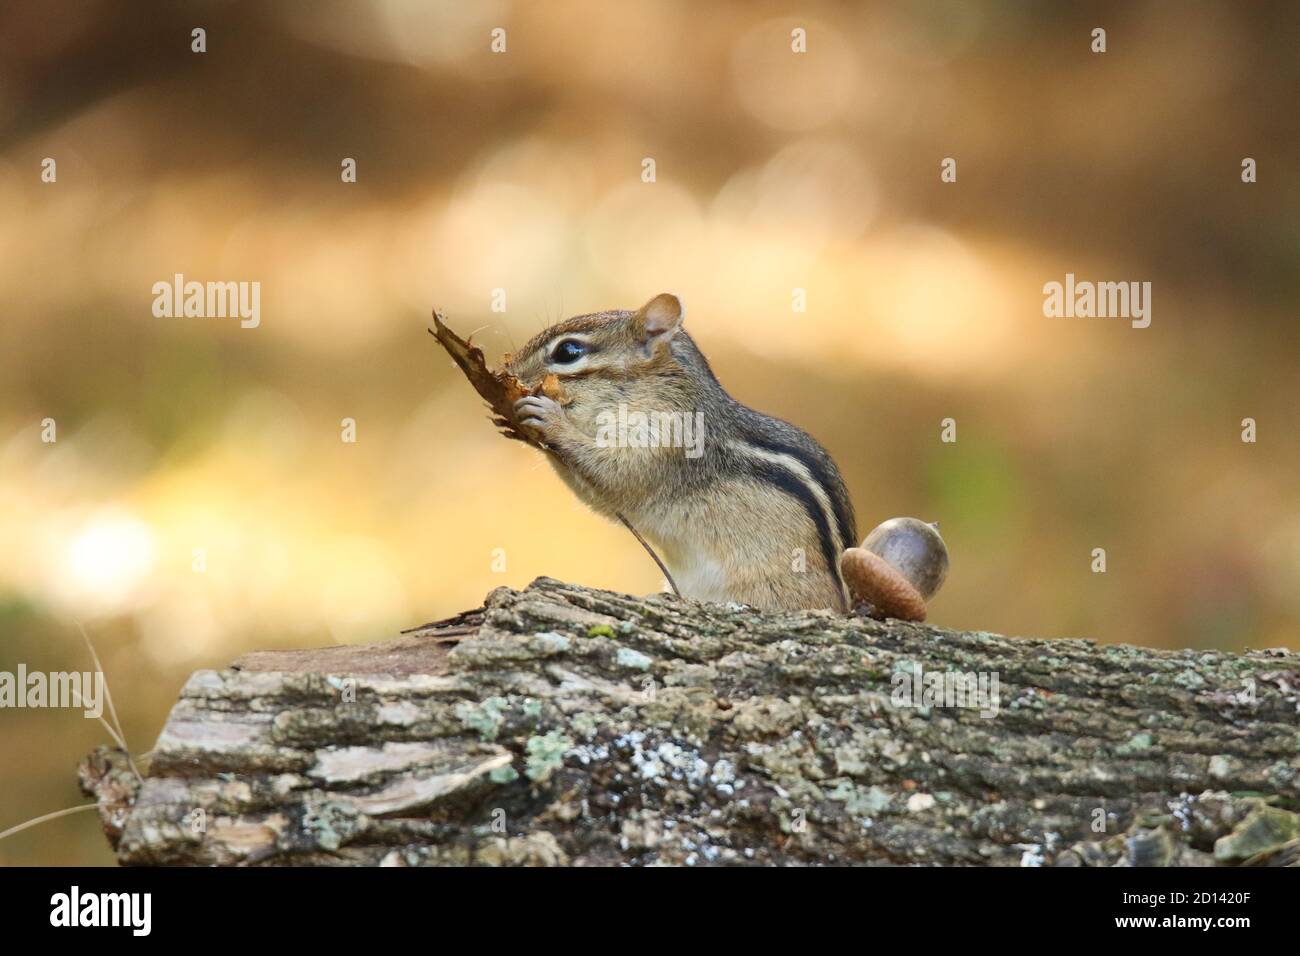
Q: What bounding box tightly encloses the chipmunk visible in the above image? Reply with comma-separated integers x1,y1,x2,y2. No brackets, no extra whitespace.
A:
507,293,857,612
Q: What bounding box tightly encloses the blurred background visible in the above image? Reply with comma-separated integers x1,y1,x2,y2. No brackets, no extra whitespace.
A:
1,0,1296,864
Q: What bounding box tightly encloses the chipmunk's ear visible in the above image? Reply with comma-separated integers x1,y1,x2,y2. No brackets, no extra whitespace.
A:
634,293,684,355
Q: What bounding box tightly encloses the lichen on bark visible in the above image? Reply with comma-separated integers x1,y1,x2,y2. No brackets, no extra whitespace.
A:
81,577,1300,866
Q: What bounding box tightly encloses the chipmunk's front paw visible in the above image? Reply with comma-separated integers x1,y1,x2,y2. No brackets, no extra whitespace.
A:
514,395,566,444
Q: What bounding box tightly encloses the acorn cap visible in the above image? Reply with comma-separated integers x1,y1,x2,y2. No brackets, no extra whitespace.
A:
841,547,927,622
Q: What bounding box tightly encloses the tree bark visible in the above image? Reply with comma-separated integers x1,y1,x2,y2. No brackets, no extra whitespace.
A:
79,577,1300,866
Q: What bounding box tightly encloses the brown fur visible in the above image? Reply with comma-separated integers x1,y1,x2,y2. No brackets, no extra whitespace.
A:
507,296,856,611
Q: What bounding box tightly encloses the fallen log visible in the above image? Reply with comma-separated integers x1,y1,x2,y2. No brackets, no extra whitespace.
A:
80,577,1300,866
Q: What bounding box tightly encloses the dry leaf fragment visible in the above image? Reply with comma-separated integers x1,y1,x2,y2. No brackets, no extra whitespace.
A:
540,373,571,406
428,309,545,446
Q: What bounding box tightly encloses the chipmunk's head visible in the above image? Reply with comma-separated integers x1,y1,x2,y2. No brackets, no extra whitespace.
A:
505,293,687,391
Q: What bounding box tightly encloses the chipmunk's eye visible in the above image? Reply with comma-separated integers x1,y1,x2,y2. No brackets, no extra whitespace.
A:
551,339,587,364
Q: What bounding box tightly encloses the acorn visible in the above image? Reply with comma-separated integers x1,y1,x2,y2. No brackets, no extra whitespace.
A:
841,518,949,622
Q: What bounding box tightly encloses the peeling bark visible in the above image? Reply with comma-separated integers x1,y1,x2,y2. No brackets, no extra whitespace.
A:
80,578,1300,866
